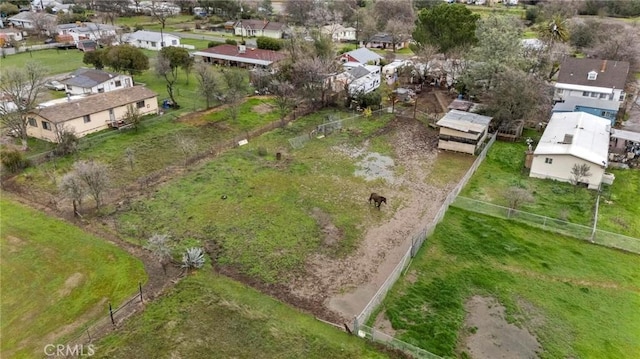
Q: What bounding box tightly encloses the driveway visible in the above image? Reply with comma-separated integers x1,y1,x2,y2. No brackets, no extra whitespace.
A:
621,80,640,133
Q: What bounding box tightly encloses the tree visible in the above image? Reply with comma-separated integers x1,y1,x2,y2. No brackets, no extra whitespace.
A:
570,163,592,186
145,233,173,275
0,3,19,16
93,0,129,25
384,19,414,53
71,160,110,210
53,124,79,156
175,134,197,166
504,186,534,217
155,47,190,109
0,150,30,174
269,80,296,125
25,11,57,35
83,49,105,70
256,36,282,51
59,171,85,217
220,69,249,122
356,6,379,44
0,62,47,150
145,0,174,30
588,23,640,81
122,104,142,130
291,56,341,109
569,19,597,50
413,3,480,53
124,147,135,171
481,68,553,126
285,0,315,25
373,0,414,31
195,63,219,109
102,45,149,76
537,14,569,44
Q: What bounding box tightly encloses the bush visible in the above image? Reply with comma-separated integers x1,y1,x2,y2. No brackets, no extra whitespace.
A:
338,45,356,55
256,36,282,51
225,38,237,45
134,24,144,31
525,7,539,25
207,40,224,48
1,150,31,173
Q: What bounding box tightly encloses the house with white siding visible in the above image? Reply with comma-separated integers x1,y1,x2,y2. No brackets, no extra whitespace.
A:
234,19,287,39
61,68,133,95
530,112,611,189
124,30,181,50
321,24,356,42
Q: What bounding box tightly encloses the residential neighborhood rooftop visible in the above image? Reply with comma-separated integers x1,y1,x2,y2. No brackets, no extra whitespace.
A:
193,44,287,66
341,47,383,64
125,30,179,43
62,68,122,88
557,58,629,89
35,86,157,124
437,110,493,133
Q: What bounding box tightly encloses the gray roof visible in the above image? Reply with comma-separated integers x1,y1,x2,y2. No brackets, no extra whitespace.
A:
610,128,640,142
344,48,382,64
437,110,492,133
71,22,119,33
557,58,629,89
62,68,121,88
348,66,371,79
8,12,57,22
552,96,619,112
35,86,157,124
127,30,179,43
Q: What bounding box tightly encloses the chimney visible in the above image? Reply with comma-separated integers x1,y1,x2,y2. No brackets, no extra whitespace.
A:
66,93,71,102
600,60,607,72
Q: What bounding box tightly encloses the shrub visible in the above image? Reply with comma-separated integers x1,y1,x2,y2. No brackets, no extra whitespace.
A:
134,24,144,31
1,150,31,173
182,247,205,270
207,40,224,48
225,38,237,45
257,147,267,156
256,36,282,51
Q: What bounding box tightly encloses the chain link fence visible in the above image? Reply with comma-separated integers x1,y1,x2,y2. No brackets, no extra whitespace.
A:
356,324,443,359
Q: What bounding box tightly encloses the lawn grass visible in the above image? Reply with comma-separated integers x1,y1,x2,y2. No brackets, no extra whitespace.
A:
178,37,214,50
0,197,147,359
379,206,640,358
116,110,396,283
0,48,86,75
425,151,475,189
597,169,640,238
94,271,390,359
460,136,597,225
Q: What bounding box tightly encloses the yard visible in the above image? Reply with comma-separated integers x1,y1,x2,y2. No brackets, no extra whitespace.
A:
0,197,147,359
93,271,395,359
375,206,640,359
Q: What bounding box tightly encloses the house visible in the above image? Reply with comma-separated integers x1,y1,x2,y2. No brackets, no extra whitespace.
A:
193,44,287,69
31,0,70,13
61,68,134,95
436,110,493,155
553,58,630,125
77,39,97,52
124,30,181,50
0,27,24,44
26,86,158,142
338,47,383,65
56,22,120,46
530,112,611,189
366,33,409,51
7,11,57,31
234,19,287,39
321,24,356,42
332,64,381,96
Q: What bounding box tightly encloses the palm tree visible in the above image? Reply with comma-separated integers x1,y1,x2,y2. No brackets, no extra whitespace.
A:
540,14,569,43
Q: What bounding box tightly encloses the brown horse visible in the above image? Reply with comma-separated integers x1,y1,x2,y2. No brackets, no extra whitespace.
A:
369,193,387,209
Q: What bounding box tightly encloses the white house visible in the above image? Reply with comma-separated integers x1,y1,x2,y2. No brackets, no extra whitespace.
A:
530,112,611,189
61,68,133,95
436,110,493,155
56,22,120,46
0,27,24,44
332,64,381,96
234,19,287,39
321,24,356,42
124,30,181,50
553,58,630,125
7,12,57,31
31,0,70,13
338,47,383,65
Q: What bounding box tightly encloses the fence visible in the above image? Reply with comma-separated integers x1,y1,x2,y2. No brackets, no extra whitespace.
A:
353,133,497,358
356,324,443,359
452,196,640,254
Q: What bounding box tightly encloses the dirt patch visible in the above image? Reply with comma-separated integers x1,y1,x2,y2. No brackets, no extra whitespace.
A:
57,272,85,297
459,296,541,359
3,235,25,253
252,102,275,115
373,311,397,336
310,207,343,247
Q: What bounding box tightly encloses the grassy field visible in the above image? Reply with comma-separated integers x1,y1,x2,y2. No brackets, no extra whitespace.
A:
116,110,396,283
598,169,640,238
0,48,87,75
379,206,640,359
94,271,391,359
461,135,597,225
0,198,147,359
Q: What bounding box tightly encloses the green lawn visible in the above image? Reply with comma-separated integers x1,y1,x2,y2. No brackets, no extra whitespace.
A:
461,136,597,225
94,271,391,359
0,48,86,75
379,207,640,359
0,197,147,359
116,110,396,283
598,169,640,238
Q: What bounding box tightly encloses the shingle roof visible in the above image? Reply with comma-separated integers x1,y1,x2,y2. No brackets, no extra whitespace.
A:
193,44,287,66
234,19,286,31
8,12,57,22
62,68,121,88
534,112,610,166
557,58,629,89
343,48,382,64
437,110,492,133
35,86,157,124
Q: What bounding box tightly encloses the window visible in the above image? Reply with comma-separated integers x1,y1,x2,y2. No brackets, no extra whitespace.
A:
556,89,564,94
601,111,614,118
115,80,122,87
151,41,157,47
28,117,37,127
599,93,608,99
171,40,177,45
587,71,597,80
619,93,625,101
42,121,52,131
590,92,598,98
582,91,590,97
83,115,91,123
98,88,104,93
545,157,553,164
136,100,145,109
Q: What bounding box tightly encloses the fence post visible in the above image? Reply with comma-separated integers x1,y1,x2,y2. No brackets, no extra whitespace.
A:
139,282,143,303
109,303,115,326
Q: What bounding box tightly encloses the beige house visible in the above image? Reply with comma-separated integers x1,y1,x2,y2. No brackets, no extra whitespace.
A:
436,110,492,155
234,19,287,39
530,112,611,190
27,86,158,142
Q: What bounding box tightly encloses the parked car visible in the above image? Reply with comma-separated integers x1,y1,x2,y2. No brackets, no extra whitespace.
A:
45,81,65,91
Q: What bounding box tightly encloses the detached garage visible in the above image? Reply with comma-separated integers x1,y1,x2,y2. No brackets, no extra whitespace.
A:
530,112,611,189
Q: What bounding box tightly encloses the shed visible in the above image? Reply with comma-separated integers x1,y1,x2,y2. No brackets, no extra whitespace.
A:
436,110,492,155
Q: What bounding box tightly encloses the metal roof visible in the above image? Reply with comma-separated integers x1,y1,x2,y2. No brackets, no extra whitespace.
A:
552,96,620,112
436,110,492,133
610,128,640,142
343,48,382,64
62,68,120,88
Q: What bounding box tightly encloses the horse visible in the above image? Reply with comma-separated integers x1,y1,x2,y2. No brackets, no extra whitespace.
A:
369,193,387,210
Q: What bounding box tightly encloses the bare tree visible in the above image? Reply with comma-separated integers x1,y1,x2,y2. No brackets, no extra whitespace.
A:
124,147,135,171
384,19,414,53
588,22,640,82
504,186,534,217
291,56,341,109
72,160,110,210
220,69,249,122
26,12,57,36
195,63,219,109
122,104,142,131
285,0,315,25
53,124,79,156
0,62,47,150
93,0,129,25
570,163,592,186
145,233,173,275
374,0,415,31
145,1,174,30
269,80,297,125
357,6,379,44
175,134,197,167
59,172,86,217
155,53,180,109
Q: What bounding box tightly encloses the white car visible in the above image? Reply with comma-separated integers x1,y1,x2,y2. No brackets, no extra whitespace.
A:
45,80,65,91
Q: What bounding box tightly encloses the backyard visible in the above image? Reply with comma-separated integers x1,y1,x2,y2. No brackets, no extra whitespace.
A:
0,197,147,359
